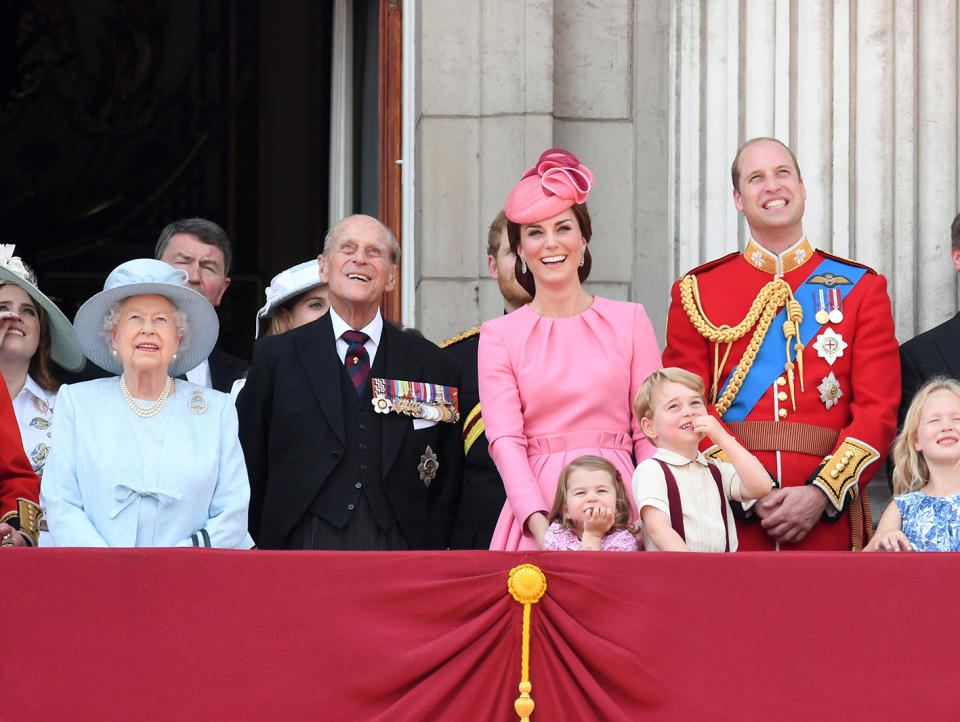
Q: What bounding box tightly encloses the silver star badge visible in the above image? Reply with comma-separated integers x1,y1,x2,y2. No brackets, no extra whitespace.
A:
818,372,843,410
418,445,439,487
812,327,848,366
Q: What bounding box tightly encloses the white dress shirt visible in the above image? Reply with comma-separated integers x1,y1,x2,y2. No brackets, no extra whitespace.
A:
185,357,213,388
329,307,383,366
11,374,56,477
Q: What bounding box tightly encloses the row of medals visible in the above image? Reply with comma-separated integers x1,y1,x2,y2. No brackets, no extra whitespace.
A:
372,394,459,423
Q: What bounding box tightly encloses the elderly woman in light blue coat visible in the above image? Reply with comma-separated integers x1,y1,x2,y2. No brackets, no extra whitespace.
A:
40,259,252,548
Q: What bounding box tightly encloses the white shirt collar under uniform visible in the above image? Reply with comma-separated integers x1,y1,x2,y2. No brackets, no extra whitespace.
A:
329,306,383,367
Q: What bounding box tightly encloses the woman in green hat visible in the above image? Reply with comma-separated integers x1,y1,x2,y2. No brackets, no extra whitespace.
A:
0,245,84,479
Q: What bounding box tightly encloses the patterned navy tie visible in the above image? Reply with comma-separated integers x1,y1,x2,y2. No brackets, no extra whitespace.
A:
342,330,371,395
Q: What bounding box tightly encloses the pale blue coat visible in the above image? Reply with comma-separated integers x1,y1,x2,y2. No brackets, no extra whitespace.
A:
40,378,253,548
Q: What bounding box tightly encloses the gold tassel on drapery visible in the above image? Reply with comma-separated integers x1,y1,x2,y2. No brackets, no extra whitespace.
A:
508,564,547,722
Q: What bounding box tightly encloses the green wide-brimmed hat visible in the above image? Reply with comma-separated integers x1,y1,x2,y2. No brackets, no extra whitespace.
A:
0,245,85,373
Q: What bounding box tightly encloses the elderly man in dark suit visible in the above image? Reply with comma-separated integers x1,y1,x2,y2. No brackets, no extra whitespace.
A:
898,212,960,427
237,214,463,550
155,218,249,392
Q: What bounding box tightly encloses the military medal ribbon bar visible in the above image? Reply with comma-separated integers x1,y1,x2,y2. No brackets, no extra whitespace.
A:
371,377,460,422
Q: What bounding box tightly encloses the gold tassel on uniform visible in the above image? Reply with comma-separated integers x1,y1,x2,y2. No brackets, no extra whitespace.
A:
679,274,805,415
508,564,547,722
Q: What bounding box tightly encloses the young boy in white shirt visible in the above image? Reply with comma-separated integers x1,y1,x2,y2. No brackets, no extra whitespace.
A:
632,367,772,552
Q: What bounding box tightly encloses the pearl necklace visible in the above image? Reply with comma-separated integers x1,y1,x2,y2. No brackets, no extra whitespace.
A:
119,375,173,418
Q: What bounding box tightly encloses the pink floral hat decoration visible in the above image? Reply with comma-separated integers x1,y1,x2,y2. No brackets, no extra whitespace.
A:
504,148,594,225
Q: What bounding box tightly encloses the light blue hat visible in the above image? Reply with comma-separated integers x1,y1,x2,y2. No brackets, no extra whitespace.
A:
73,259,219,376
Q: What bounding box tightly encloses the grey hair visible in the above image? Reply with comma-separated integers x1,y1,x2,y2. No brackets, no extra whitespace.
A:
322,214,401,265
101,299,191,352
154,218,233,274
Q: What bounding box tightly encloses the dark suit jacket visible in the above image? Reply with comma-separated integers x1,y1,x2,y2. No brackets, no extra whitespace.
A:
899,311,960,428
441,329,505,549
236,313,463,550
208,347,249,393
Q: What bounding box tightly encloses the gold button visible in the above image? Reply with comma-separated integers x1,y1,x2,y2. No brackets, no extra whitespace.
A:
776,377,787,387
778,408,787,419
845,450,855,459
835,462,844,471
830,470,839,478
777,391,788,401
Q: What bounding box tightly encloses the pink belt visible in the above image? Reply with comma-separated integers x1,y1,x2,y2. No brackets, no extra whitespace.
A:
525,431,633,457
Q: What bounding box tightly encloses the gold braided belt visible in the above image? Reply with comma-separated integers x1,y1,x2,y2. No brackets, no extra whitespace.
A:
725,421,839,458
679,274,806,416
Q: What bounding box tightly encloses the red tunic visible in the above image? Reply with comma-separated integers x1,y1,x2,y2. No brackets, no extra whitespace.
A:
663,239,899,550
0,374,40,523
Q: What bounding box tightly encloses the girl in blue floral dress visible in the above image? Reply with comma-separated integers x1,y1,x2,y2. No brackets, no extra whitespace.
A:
866,377,960,551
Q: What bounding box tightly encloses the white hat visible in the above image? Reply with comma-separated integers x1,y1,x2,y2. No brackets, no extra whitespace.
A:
73,258,219,376
255,259,325,338
0,245,85,372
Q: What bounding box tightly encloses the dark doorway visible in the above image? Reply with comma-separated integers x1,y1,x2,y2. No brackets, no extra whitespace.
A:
0,0,381,363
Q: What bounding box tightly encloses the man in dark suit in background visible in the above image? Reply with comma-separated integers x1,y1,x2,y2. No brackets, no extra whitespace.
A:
155,218,248,392
443,210,531,549
237,214,463,550
898,212,960,427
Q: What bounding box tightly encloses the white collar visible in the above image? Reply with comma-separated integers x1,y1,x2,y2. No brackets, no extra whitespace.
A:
329,306,383,346
653,446,711,468
20,374,50,403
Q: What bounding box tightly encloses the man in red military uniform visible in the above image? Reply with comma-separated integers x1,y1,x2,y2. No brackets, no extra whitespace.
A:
663,137,899,550
0,374,42,546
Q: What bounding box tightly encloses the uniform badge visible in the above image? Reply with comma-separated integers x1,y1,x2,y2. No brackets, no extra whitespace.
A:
812,328,847,366
818,372,843,410
418,445,439,486
32,396,50,414
808,272,853,288
189,388,208,415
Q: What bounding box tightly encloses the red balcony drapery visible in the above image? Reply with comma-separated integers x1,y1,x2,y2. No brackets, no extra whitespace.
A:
3,550,957,720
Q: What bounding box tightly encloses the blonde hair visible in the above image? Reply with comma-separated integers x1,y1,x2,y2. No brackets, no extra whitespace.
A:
893,377,960,495
548,455,631,532
633,367,706,421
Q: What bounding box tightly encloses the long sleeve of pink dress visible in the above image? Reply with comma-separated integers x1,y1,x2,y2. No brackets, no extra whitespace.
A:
478,297,662,550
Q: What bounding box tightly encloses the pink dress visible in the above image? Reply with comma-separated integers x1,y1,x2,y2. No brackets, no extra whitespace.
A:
478,296,662,550
542,521,638,551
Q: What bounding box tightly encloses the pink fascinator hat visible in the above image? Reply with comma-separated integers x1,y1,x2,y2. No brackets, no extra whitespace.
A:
504,148,594,225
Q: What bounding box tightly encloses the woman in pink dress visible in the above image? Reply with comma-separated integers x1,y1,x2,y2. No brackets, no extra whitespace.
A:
479,148,662,550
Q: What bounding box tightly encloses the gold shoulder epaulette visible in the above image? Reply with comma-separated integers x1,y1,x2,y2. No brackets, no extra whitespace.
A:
439,326,481,348
815,249,878,275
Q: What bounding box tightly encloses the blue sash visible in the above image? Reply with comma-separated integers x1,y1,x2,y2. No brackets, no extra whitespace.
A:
719,257,867,422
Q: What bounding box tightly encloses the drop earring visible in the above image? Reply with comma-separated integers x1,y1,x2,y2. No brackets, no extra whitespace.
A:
521,257,527,274
579,251,585,268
